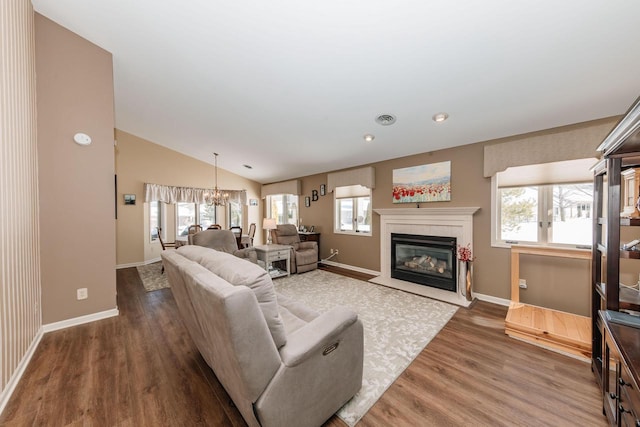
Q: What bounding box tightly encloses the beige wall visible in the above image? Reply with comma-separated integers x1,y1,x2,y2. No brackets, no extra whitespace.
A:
0,0,41,406
114,130,263,266
294,118,619,315
35,14,117,324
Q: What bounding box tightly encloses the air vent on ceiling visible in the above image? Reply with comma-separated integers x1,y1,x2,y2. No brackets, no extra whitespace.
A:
375,114,397,126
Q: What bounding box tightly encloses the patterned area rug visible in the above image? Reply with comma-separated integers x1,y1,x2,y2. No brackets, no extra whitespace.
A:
274,269,458,426
136,262,170,292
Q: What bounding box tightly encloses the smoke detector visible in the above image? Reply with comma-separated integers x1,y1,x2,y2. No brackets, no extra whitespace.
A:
375,114,397,126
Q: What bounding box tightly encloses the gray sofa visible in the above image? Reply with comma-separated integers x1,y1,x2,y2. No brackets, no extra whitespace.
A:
161,245,364,427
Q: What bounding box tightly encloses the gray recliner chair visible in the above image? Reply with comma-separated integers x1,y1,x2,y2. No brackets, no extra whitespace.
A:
190,229,258,264
271,224,318,273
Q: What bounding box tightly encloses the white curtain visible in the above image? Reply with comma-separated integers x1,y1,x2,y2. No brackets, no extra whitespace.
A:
144,183,246,205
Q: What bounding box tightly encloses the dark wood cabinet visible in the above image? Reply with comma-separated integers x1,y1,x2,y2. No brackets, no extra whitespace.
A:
601,313,640,426
592,95,640,425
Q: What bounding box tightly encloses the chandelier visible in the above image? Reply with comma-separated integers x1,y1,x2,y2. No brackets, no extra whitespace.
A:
205,152,229,206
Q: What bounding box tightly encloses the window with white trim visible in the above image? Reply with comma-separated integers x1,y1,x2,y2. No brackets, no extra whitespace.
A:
228,200,243,228
334,185,372,235
149,200,161,242
492,158,594,248
266,194,299,225
176,202,220,235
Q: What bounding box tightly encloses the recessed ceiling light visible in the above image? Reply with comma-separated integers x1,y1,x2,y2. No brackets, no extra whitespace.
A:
243,164,253,169
432,112,449,123
375,114,396,126
364,134,375,142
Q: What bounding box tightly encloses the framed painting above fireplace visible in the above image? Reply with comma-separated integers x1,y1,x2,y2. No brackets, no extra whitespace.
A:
392,160,451,203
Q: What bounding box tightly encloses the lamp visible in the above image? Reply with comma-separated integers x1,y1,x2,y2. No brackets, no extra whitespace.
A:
205,152,229,206
263,218,277,245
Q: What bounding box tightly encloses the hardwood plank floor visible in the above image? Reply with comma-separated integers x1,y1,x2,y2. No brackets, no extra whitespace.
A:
0,265,606,426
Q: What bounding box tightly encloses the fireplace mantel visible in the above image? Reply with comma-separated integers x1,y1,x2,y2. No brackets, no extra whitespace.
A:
374,207,480,217
371,207,480,307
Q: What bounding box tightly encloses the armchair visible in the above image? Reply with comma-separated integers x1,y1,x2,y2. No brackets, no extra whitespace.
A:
190,229,258,264
270,224,318,273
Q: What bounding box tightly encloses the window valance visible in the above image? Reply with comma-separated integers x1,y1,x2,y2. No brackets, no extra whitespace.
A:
483,118,616,178
261,179,301,198
144,183,246,205
327,166,375,193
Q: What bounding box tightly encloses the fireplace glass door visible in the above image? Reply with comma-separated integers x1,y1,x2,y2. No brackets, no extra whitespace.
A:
391,234,457,291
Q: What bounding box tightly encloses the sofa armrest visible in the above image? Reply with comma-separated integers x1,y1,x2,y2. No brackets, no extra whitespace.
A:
279,306,357,367
297,241,317,251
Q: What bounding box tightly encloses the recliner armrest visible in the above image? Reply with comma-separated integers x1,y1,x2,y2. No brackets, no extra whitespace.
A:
233,247,258,264
279,306,357,367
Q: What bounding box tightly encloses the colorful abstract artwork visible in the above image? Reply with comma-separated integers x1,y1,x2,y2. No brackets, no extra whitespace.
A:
392,161,451,203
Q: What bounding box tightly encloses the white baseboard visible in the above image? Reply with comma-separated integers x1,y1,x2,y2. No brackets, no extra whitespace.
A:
42,308,119,333
320,260,380,277
321,260,510,307
116,257,161,269
0,328,43,416
473,292,511,307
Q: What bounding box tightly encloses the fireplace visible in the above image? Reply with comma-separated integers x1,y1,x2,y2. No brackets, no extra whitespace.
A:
372,207,479,307
391,233,457,291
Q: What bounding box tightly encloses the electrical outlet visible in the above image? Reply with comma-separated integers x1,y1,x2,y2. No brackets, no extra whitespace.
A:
77,288,88,300
330,248,334,254
518,279,527,289
334,249,339,255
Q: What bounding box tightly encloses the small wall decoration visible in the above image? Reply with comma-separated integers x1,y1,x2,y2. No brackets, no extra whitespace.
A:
320,184,326,196
392,160,451,203
305,196,311,207
124,194,136,205
249,198,258,206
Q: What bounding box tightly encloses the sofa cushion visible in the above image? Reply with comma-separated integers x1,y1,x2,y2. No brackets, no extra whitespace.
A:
276,292,319,336
178,245,287,348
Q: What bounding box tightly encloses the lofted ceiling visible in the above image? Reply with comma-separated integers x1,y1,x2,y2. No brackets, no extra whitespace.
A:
32,0,640,184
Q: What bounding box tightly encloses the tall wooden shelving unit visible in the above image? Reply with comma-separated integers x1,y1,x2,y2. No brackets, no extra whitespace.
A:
591,96,640,424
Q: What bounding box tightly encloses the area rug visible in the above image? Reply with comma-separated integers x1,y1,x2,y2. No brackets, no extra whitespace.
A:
136,261,170,292
273,269,458,426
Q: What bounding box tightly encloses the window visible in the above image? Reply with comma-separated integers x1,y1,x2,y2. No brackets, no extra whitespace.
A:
334,185,372,235
267,194,299,225
493,158,595,248
228,200,242,227
149,201,161,241
177,202,197,236
199,204,216,228
495,182,593,247
177,203,218,235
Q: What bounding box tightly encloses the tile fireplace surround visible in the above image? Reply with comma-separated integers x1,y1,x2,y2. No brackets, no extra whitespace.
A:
371,207,480,307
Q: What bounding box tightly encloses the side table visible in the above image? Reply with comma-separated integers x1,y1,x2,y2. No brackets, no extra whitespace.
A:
254,244,291,278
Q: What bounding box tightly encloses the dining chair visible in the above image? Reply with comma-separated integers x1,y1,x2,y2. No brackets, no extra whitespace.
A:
229,226,243,249
207,224,222,230
245,222,256,247
188,224,203,234
156,227,176,273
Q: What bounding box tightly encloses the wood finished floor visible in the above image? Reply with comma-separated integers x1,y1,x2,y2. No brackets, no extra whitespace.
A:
0,265,606,426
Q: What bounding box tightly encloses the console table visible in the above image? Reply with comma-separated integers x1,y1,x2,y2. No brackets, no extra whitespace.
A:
298,232,320,261
254,244,290,278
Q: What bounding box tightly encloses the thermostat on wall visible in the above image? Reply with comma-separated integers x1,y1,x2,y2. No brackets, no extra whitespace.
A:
73,132,92,146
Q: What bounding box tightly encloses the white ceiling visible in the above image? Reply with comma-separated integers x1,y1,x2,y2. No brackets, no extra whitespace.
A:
32,1,640,184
